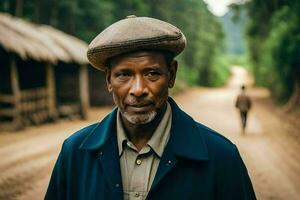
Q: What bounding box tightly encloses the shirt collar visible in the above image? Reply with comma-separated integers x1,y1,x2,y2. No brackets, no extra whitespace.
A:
116,102,172,157
147,102,171,157
116,110,127,156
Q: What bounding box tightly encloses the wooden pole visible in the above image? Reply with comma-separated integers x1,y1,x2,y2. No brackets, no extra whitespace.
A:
10,56,23,130
79,65,89,119
46,63,57,121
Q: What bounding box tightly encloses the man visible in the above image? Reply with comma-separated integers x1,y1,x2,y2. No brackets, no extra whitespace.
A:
45,16,256,200
235,85,252,134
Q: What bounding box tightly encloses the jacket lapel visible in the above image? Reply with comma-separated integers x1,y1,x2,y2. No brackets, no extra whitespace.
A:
80,108,123,200
149,98,209,194
149,140,177,191
100,135,123,200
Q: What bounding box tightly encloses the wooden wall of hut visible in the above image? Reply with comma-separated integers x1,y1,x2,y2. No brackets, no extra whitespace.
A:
18,59,46,90
89,67,113,106
0,49,11,94
0,49,57,130
0,13,91,131
17,58,54,125
0,49,13,126
55,62,87,119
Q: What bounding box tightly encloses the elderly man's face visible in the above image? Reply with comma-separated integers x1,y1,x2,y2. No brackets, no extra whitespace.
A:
106,51,177,125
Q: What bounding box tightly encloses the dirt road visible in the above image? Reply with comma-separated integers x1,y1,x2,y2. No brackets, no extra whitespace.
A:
0,67,299,200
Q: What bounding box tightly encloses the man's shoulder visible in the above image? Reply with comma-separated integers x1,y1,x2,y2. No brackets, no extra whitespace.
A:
63,123,99,149
196,122,232,143
195,122,238,157
169,98,238,157
62,109,117,152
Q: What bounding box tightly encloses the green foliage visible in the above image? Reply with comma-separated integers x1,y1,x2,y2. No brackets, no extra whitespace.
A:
209,53,250,87
241,0,300,102
74,0,116,41
210,55,230,87
263,6,299,102
176,59,199,86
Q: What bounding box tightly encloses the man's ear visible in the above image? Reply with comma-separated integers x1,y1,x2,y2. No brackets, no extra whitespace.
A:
168,60,178,88
105,69,112,92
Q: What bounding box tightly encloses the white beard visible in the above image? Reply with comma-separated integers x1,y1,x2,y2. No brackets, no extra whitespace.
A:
121,110,157,125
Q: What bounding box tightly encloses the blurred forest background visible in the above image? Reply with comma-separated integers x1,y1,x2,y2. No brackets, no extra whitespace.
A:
0,0,299,105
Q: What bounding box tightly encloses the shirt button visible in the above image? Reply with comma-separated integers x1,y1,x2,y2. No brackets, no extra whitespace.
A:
166,160,172,166
136,159,142,165
134,192,140,197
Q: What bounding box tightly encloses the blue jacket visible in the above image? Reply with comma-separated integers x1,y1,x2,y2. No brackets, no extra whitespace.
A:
45,98,256,200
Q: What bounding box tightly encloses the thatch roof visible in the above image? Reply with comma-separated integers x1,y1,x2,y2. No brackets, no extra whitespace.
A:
0,12,88,64
39,25,88,64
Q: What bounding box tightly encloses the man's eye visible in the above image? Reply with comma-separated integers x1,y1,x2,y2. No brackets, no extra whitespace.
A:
114,72,131,81
147,71,160,76
145,71,160,80
117,72,130,77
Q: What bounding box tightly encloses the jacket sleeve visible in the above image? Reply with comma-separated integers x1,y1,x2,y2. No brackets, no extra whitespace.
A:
216,145,257,200
44,142,67,200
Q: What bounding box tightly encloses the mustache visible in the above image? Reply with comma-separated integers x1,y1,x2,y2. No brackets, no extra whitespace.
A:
125,97,153,106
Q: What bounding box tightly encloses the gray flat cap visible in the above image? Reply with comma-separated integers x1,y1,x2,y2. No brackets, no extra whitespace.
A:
87,15,186,71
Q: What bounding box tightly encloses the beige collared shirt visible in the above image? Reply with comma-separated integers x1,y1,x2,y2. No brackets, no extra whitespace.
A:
117,102,172,200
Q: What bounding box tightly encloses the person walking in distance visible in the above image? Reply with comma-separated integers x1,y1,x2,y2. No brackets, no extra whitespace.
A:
235,85,252,134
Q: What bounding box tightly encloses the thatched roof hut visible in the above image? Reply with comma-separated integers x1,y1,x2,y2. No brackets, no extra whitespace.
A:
0,12,88,63
0,12,90,131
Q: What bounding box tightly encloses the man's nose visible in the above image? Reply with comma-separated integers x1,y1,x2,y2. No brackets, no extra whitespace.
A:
129,76,148,97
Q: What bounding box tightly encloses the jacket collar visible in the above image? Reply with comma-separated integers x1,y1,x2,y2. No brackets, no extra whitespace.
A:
79,97,209,161
167,97,208,161
79,107,118,151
